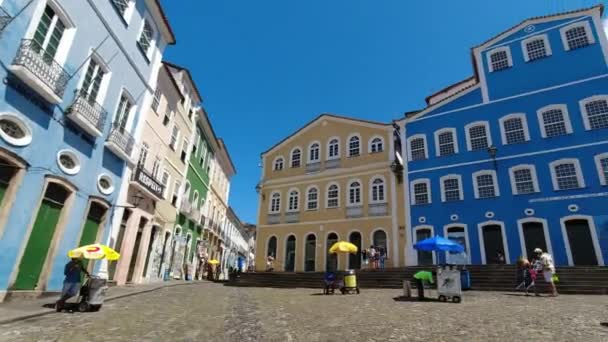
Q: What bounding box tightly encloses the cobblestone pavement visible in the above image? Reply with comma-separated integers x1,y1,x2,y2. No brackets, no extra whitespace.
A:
1,283,607,342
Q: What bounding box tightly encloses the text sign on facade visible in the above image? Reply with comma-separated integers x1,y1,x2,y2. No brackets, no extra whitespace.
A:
135,167,164,199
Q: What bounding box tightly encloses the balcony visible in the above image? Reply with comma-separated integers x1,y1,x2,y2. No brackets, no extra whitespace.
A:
369,202,389,216
180,199,192,215
0,6,11,33
346,205,364,218
130,165,164,202
285,212,300,223
66,92,107,137
191,207,201,223
306,161,321,173
9,39,70,104
267,213,281,225
105,124,135,164
325,159,340,170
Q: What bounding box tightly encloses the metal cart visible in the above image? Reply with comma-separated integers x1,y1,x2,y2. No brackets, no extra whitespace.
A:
437,266,462,303
341,269,360,294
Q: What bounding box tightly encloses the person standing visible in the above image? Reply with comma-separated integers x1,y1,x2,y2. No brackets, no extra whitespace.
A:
56,258,89,311
534,248,558,297
369,246,377,270
413,270,434,300
361,248,368,270
379,247,386,270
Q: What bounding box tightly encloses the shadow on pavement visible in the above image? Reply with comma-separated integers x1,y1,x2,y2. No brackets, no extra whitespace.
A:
502,293,544,298
600,322,608,328
392,296,440,303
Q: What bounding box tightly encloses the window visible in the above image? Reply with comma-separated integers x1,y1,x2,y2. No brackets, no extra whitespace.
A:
550,159,584,190
288,190,299,211
151,87,161,112
138,19,154,57
408,135,427,161
151,158,160,178
327,184,339,208
171,181,181,206
169,126,179,150
434,129,457,157
466,122,491,151
348,181,361,205
270,192,281,213
509,165,539,195
0,113,33,147
309,143,320,162
291,148,301,168
80,58,106,103
138,142,149,167
161,170,170,199
111,0,130,16
370,137,384,153
522,35,551,62
192,191,199,210
162,108,172,126
499,114,529,145
371,178,385,203
560,22,594,51
274,157,284,171
441,175,463,202
473,170,499,199
307,187,318,210
348,135,360,157
181,139,189,163
328,138,339,159
487,47,512,72
411,179,431,205
537,105,572,138
580,96,608,130
595,154,608,186
114,93,133,131
32,5,66,63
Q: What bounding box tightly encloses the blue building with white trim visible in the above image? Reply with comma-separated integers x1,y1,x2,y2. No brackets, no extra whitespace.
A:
0,0,174,300
401,5,608,267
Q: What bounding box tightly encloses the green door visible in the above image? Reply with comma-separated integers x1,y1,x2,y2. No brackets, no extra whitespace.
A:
78,202,107,274
13,183,69,290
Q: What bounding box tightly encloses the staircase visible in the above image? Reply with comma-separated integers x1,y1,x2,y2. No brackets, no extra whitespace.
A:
228,265,608,294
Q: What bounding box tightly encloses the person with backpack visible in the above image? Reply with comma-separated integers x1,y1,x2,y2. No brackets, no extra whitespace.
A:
534,248,558,297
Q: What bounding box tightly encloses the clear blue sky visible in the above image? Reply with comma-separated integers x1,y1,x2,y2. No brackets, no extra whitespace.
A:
161,0,605,223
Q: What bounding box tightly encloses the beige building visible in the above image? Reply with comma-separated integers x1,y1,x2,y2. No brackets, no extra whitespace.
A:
255,114,407,272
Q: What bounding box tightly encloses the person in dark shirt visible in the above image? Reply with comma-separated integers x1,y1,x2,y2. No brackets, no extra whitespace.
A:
56,258,89,311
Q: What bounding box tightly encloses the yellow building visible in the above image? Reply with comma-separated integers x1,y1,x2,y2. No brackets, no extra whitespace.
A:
255,114,407,272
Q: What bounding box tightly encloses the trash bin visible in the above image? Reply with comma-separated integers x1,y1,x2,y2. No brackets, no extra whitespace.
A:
460,268,471,290
341,269,360,294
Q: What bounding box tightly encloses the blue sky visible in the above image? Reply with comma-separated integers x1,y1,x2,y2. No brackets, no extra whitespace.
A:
161,0,605,223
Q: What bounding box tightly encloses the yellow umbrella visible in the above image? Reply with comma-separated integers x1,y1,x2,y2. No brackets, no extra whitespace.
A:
329,241,358,254
68,244,120,261
208,259,220,265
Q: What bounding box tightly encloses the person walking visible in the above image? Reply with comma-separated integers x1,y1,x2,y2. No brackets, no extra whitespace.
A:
56,257,89,311
369,246,377,270
534,248,558,297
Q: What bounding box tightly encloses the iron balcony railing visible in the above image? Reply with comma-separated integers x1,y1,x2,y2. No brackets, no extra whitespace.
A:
68,91,108,133
107,124,135,158
12,39,70,99
180,199,192,215
0,6,11,32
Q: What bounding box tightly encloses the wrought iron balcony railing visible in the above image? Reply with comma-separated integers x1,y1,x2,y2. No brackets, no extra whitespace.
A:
11,39,70,103
67,91,107,137
106,124,135,162
180,199,192,215
0,6,11,33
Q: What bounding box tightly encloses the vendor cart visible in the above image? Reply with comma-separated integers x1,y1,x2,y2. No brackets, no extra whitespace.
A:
437,266,462,303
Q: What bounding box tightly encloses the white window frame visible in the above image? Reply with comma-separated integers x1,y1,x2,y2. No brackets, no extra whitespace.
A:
413,225,436,265
472,169,500,199
579,95,608,131
161,169,171,199
536,104,573,138
486,46,513,72
549,158,585,191
327,137,340,160
406,134,428,161
594,153,608,186
137,14,156,58
368,135,384,154
433,128,458,157
521,34,552,62
112,88,136,131
464,121,492,151
517,217,553,260
286,188,300,212
440,174,463,202
410,178,431,205
444,223,471,264
306,185,319,211
369,176,387,204
76,50,111,106
559,21,595,51
308,141,321,163
347,133,361,157
273,156,285,171
326,182,340,208
560,215,604,266
169,125,180,151
477,220,510,265
111,0,135,24
290,147,302,168
347,179,363,207
269,191,281,214
508,164,540,195
499,113,530,145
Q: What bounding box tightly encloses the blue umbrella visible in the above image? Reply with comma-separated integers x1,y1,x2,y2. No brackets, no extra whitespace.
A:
413,236,465,253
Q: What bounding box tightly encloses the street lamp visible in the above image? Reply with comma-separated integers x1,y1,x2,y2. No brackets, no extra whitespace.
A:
487,145,498,170
114,191,145,209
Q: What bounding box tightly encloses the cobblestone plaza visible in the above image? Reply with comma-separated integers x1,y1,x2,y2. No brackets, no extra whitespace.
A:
1,283,606,342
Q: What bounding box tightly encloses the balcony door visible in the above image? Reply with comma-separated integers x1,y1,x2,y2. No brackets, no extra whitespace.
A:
115,94,132,132
80,59,105,103
32,5,66,63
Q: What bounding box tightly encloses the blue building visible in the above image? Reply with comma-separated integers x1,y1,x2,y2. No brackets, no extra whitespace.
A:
0,0,174,300
401,5,607,267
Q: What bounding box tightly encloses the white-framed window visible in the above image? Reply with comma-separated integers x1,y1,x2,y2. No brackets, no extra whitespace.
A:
291,148,301,168
560,21,595,51
0,113,33,147
407,134,427,161
369,136,384,153
440,174,463,202
171,180,181,206
273,156,284,171
472,170,500,199
348,180,362,206
348,135,361,157
113,91,134,131
328,138,340,159
499,113,530,145
169,125,179,150
594,153,608,186
410,179,431,205
326,183,340,208
192,191,199,210
137,17,155,58
465,121,491,151
137,142,149,167
79,56,108,104
180,138,189,163
536,104,573,138
579,96,608,131
308,142,320,162
487,46,513,72
521,34,552,62
111,0,134,22
161,169,170,199
509,164,540,195
550,159,585,191
434,128,458,157
306,186,319,210
151,87,161,112
31,5,68,63
151,157,161,179
370,177,386,203
287,189,299,212
269,192,281,213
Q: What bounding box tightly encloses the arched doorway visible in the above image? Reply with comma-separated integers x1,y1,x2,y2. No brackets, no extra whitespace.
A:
349,232,362,269
0,156,19,208
415,228,433,265
79,200,109,273
326,233,338,272
564,219,599,265
520,220,548,259
285,235,296,272
446,226,468,265
481,224,506,264
267,236,277,258
304,234,316,272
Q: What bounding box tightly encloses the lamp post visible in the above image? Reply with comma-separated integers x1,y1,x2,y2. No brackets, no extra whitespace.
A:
487,145,498,170
114,191,145,209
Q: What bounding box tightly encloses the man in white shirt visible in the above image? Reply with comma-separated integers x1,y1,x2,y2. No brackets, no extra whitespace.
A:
534,248,558,297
